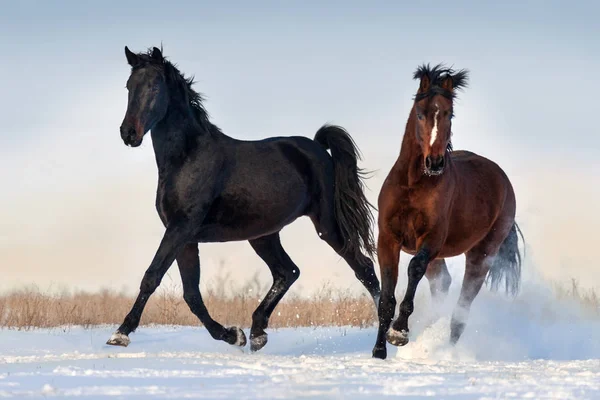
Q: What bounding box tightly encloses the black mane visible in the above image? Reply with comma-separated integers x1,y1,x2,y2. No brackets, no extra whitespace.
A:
413,63,469,101
132,48,221,133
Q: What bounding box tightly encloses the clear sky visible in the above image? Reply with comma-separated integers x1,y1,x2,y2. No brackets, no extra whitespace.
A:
1,1,599,295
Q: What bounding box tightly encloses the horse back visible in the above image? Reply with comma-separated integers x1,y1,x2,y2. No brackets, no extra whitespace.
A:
449,150,516,238
198,136,333,241
451,150,513,198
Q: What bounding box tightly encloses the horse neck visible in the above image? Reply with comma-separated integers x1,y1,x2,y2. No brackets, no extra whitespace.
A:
396,108,425,186
150,99,211,174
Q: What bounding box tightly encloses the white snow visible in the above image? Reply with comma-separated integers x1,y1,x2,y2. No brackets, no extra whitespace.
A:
1,282,600,399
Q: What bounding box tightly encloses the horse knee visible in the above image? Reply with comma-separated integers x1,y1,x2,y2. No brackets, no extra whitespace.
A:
140,272,162,294
354,260,375,279
183,291,201,307
378,292,396,320
282,266,300,284
318,228,343,248
440,270,452,291
408,258,427,281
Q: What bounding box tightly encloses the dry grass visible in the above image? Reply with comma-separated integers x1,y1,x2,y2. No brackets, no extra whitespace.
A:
1,275,598,330
0,280,376,330
553,279,600,317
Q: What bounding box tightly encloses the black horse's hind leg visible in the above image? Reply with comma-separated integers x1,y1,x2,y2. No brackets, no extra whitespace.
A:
178,243,246,346
312,216,380,306
107,222,192,346
425,259,451,301
248,233,299,352
450,251,490,344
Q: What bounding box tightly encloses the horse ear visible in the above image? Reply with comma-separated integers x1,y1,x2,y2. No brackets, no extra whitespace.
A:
418,75,431,93
151,47,163,61
441,75,453,92
125,46,138,66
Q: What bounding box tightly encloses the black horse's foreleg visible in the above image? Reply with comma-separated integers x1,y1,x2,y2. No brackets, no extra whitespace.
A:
177,243,246,346
106,223,192,346
248,233,299,352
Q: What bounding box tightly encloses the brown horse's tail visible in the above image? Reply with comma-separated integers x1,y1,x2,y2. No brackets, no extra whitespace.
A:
487,223,524,296
314,124,376,259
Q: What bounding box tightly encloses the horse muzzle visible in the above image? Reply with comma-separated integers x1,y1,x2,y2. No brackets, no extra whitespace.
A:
120,124,143,147
424,155,445,176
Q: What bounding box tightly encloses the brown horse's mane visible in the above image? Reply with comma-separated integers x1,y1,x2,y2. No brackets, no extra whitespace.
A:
413,64,468,102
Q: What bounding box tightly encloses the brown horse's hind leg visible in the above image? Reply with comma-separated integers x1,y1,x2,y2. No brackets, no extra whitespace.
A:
248,233,300,352
425,259,451,300
177,243,247,347
450,252,490,344
451,216,514,344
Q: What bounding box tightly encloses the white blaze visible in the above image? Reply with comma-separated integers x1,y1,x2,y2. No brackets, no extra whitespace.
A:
430,108,440,146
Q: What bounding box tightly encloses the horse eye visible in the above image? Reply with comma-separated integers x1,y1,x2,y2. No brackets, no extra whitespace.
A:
417,113,424,121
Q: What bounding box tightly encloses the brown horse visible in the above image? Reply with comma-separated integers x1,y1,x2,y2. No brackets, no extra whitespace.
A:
372,65,523,359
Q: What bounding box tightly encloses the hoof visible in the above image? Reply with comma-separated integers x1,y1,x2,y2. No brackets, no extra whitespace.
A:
250,333,268,352
372,346,387,360
386,328,409,347
225,327,247,347
106,332,130,347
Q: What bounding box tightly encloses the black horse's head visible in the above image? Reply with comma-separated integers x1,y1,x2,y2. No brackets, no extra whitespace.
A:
120,46,169,147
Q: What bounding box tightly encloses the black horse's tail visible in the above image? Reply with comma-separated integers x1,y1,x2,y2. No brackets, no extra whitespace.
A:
314,124,376,259
487,223,524,296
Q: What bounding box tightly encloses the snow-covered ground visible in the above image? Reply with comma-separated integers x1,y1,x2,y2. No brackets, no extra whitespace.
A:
2,282,600,399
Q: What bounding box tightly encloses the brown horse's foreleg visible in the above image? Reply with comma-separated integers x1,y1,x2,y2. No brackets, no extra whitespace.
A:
106,222,193,347
248,233,300,352
177,243,246,347
372,232,401,359
450,253,490,344
425,259,451,300
387,247,434,347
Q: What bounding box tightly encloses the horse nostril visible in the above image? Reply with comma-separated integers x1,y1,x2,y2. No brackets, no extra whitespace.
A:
439,157,445,169
425,156,432,169
128,127,137,138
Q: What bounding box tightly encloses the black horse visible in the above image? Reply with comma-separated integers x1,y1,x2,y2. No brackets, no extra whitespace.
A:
106,47,380,352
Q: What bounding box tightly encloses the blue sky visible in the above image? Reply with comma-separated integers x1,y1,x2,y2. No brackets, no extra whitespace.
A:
1,1,599,293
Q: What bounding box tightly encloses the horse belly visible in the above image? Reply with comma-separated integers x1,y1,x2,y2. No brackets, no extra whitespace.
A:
199,184,310,242
440,172,511,257
401,229,488,259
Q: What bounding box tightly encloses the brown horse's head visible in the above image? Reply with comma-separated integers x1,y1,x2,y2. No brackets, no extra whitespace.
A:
413,64,468,176
120,46,170,147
